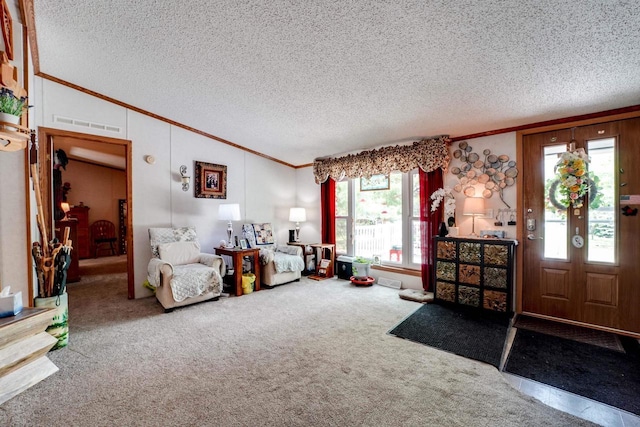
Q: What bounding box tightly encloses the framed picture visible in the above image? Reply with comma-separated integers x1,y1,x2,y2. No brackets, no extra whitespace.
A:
360,174,389,191
240,239,247,249
195,161,227,199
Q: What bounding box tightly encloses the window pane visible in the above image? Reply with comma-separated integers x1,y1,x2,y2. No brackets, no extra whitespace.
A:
336,180,348,216
412,170,420,217
587,138,615,263
354,172,403,261
544,145,568,259
412,219,421,264
335,218,348,254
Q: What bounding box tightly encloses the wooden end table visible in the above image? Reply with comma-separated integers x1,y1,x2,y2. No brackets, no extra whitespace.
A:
214,247,261,296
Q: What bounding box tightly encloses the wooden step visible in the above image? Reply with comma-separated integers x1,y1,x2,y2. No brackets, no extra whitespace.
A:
0,331,58,377
0,307,54,350
0,356,59,405
0,307,59,405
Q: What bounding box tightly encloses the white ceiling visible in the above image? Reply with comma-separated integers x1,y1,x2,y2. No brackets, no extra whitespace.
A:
32,1,640,166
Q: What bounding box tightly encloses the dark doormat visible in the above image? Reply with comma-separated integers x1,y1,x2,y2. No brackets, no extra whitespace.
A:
504,329,640,416
388,303,510,368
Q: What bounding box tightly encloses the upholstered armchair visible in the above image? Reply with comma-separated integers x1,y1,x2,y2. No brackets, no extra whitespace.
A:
242,223,304,287
147,227,225,312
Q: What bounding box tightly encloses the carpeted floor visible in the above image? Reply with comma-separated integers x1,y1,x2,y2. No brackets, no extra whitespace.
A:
388,303,510,368
0,275,594,426
505,328,640,416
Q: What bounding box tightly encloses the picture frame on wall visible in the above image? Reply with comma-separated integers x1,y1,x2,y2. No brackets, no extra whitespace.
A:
195,161,227,199
360,174,390,191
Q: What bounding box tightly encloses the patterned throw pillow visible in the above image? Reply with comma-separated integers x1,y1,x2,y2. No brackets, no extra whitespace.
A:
253,223,274,245
242,224,257,248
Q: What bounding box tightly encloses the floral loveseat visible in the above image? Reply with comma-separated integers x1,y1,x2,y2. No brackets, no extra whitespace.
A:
147,227,225,311
242,223,304,287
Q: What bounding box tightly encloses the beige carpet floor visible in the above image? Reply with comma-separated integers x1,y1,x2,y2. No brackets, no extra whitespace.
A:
0,274,594,426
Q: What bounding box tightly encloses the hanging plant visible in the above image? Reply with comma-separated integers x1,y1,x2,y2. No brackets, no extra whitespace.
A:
554,147,590,208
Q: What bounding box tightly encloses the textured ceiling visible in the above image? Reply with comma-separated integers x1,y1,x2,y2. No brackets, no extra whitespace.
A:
32,1,640,166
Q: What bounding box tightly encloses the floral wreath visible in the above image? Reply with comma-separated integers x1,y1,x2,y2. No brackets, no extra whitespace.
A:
548,178,598,211
554,147,590,208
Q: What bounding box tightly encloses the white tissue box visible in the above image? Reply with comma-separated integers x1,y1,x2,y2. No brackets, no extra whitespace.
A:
0,291,23,318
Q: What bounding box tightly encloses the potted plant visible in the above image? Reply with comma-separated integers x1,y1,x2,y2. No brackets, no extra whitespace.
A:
352,256,371,280
0,87,28,124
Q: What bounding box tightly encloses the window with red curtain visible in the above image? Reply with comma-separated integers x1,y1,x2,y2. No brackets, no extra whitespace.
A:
419,168,443,291
320,178,335,244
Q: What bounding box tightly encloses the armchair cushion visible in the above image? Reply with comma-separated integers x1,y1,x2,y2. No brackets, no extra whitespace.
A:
158,241,201,265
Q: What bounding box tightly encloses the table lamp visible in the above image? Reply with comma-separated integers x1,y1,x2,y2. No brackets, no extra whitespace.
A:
463,197,485,237
289,207,306,242
218,203,241,247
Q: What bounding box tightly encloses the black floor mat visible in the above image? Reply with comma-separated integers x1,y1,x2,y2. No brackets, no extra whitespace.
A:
505,328,640,416
389,303,510,368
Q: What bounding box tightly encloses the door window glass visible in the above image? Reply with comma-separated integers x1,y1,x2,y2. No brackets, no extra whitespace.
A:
587,138,616,263
544,145,568,259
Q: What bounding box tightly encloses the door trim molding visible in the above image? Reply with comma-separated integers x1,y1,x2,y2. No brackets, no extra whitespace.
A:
515,110,640,315
37,126,135,299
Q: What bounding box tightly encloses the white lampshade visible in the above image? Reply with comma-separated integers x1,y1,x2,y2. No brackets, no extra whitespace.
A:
463,197,485,237
218,203,241,221
289,207,306,223
463,197,485,216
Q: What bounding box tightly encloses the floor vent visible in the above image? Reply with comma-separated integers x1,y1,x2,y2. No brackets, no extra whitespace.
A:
53,115,122,134
377,277,402,289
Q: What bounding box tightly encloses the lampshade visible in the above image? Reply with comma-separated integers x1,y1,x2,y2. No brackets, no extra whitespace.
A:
61,202,70,214
463,197,485,216
289,207,306,223
218,203,241,221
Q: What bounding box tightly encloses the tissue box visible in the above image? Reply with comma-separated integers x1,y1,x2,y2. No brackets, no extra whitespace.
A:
0,291,23,318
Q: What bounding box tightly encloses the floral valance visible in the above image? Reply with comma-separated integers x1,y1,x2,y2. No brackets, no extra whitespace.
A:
313,136,450,184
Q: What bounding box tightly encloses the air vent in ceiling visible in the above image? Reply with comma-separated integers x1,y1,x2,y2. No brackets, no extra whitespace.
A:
53,115,122,134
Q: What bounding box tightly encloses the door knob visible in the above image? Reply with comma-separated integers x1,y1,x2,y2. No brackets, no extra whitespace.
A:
527,233,543,240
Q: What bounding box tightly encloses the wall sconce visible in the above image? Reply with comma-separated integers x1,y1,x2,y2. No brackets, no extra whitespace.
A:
179,165,190,192
289,207,307,242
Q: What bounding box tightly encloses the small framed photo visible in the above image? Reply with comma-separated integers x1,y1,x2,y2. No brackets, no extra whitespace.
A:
195,161,227,199
240,239,247,249
360,174,390,191
372,255,382,265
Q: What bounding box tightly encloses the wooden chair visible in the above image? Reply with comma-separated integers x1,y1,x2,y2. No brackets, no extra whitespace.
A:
90,220,118,257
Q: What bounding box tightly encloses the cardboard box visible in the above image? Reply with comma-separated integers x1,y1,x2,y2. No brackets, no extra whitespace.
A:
0,291,23,318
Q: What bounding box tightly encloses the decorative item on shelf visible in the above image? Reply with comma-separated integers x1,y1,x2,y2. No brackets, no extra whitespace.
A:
0,50,30,152
179,165,190,192
218,203,241,248
430,187,456,227
554,136,591,208
463,197,485,237
438,222,448,237
289,207,306,242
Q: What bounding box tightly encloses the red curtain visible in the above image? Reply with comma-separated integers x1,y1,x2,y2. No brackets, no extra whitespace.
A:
320,179,336,244
419,168,443,291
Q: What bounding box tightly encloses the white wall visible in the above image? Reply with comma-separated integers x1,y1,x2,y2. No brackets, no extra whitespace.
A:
444,133,517,238
61,159,126,226
35,81,304,299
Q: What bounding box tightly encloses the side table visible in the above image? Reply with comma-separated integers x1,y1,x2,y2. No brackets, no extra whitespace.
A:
287,242,318,275
214,247,261,296
310,243,335,279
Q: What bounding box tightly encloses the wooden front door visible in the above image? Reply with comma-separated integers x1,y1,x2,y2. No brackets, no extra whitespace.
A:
521,117,640,336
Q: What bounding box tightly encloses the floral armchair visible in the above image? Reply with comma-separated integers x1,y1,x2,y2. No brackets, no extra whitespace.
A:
147,227,225,312
242,223,304,287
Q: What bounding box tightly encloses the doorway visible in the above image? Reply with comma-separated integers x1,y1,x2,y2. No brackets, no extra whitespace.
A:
37,127,134,298
517,116,640,336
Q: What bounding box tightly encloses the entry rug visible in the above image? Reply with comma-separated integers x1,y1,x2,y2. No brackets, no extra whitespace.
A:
505,329,640,416
388,303,510,368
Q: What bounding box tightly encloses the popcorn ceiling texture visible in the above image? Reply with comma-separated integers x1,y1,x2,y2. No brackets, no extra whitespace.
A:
33,1,640,165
